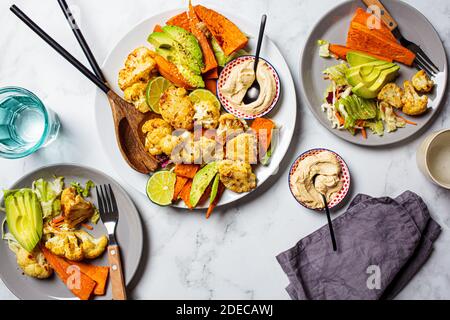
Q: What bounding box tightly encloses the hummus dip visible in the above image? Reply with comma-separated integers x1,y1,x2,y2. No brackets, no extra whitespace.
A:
291,151,343,209
220,59,277,115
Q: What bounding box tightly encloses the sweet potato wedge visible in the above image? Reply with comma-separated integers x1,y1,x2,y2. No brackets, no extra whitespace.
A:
173,176,189,201
41,247,96,300
251,118,275,152
68,261,109,296
153,24,164,33
351,8,397,42
149,51,194,89
194,5,248,56
329,44,393,62
174,164,200,179
179,180,193,209
206,181,225,219
347,22,415,66
188,2,218,73
204,67,219,79
166,11,190,31
205,79,217,95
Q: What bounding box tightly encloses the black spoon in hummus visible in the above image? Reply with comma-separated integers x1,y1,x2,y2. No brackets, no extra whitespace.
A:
313,175,338,252
242,14,267,105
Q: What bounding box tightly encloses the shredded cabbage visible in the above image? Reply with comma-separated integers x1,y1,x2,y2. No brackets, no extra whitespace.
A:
323,63,349,87
32,177,64,219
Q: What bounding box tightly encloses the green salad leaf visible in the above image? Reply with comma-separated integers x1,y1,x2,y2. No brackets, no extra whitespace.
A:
323,63,349,86
32,177,64,219
337,95,377,130
71,180,95,197
317,39,330,58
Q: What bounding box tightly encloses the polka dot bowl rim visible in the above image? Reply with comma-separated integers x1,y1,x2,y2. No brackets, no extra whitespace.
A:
216,55,281,120
288,148,351,212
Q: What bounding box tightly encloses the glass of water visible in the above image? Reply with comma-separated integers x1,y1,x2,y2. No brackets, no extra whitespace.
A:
0,87,60,159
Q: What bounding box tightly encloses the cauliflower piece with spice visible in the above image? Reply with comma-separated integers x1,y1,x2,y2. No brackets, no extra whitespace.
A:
142,118,174,156
123,82,151,113
61,187,94,228
402,81,429,116
218,160,256,193
216,113,248,143
412,70,434,93
377,83,403,109
44,226,108,261
193,99,221,129
13,246,53,279
118,47,156,91
225,133,258,164
159,87,195,130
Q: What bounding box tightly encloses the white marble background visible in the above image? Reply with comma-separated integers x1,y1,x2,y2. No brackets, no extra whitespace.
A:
0,0,449,300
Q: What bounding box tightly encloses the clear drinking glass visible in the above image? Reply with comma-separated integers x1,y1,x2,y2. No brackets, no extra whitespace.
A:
0,87,60,159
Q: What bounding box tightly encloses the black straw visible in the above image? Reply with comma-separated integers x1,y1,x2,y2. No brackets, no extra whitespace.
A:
10,4,110,94
57,0,106,82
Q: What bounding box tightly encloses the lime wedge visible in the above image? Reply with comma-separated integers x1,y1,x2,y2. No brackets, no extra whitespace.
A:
146,76,171,114
189,89,220,108
146,171,176,206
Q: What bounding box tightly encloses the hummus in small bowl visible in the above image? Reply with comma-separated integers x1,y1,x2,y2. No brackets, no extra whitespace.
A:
288,149,351,211
217,56,281,119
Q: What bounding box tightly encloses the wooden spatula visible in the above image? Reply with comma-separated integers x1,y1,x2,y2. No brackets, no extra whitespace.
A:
10,4,158,174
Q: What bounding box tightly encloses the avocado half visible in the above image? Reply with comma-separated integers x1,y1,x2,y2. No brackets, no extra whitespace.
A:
148,26,205,88
347,51,381,67
352,65,400,99
5,189,43,252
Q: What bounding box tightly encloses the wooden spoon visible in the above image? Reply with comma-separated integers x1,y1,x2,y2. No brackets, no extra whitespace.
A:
10,5,158,174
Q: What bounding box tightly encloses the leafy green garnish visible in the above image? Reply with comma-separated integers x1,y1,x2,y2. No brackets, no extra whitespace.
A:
323,63,349,86
32,177,64,219
71,180,95,197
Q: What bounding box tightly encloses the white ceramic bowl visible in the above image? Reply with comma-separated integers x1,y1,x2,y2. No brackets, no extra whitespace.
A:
416,129,450,189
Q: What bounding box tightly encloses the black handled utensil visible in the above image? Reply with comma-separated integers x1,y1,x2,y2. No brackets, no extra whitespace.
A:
321,194,337,251
242,14,267,105
10,4,159,174
57,0,106,82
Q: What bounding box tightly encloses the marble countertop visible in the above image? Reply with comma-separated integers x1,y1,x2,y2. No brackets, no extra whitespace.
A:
0,0,449,300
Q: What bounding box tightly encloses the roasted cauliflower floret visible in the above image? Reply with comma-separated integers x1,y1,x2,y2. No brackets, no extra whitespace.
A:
193,100,221,129
61,187,94,229
142,118,173,156
170,131,195,164
218,160,256,193
123,82,151,113
74,230,108,260
118,47,156,91
44,227,108,261
402,81,429,116
216,114,248,142
159,87,195,130
377,83,403,109
412,70,434,93
226,133,258,164
194,136,224,163
380,102,406,133
14,246,53,279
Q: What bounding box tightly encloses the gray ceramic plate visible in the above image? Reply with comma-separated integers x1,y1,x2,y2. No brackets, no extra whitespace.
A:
0,164,143,300
300,0,448,146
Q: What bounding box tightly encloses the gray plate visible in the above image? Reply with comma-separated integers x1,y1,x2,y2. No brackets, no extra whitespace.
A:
0,164,143,300
300,0,448,146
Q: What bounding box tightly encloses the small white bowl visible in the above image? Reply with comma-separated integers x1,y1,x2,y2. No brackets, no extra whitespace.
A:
217,55,281,120
417,129,450,189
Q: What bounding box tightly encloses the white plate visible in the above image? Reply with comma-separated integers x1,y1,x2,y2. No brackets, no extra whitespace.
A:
94,8,297,208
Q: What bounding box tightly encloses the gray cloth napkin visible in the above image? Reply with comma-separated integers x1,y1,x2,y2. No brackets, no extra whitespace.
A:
277,191,441,300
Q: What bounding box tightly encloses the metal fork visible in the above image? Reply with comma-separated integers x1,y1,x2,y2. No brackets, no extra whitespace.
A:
96,184,127,300
363,0,440,77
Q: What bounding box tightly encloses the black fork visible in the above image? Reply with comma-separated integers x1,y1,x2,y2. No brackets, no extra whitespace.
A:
363,0,440,77
96,184,127,300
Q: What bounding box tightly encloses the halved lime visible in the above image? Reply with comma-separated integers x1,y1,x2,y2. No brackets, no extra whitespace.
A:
189,88,220,108
146,171,176,206
146,76,171,114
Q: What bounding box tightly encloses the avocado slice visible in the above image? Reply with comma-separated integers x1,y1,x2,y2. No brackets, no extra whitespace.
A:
5,189,43,252
190,162,218,207
347,51,382,67
352,65,400,99
346,62,395,87
148,27,205,88
162,25,204,71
